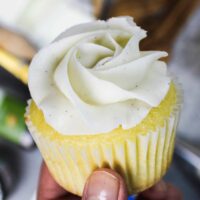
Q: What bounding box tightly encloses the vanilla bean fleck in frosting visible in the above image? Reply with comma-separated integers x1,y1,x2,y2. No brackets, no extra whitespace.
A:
28,17,171,135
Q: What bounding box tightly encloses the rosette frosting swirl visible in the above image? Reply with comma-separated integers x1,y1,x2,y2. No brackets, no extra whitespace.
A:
29,17,171,135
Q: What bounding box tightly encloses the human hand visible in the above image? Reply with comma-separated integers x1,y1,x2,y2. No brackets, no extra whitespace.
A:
37,162,182,200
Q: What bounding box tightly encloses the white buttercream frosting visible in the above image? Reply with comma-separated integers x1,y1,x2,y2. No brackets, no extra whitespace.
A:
28,17,171,135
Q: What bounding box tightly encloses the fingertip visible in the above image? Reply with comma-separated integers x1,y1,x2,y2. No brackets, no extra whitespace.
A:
138,180,167,200
96,168,128,200
166,183,182,200
82,168,128,200
138,181,183,200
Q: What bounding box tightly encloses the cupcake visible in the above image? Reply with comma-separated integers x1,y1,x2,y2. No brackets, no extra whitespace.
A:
25,17,181,196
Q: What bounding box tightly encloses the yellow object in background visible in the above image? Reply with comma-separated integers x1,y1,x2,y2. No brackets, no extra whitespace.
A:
0,48,28,84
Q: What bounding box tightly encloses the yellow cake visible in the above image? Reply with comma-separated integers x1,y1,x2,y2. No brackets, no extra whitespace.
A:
25,17,181,196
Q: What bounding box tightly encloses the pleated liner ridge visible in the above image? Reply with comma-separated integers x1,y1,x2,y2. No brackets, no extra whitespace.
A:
25,103,180,196
26,77,182,196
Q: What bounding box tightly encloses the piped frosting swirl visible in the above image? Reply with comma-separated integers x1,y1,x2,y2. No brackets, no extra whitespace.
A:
28,17,170,135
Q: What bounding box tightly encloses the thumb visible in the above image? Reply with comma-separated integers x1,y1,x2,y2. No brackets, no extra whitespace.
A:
82,168,128,200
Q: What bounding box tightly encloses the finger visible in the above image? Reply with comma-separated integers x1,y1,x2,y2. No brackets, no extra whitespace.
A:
166,183,182,200
37,162,80,200
37,162,67,200
137,180,167,200
82,168,128,200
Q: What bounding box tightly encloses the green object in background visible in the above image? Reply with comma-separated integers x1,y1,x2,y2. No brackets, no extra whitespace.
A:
0,89,34,148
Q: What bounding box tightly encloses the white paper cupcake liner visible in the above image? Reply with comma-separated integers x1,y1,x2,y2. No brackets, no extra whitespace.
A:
25,80,182,196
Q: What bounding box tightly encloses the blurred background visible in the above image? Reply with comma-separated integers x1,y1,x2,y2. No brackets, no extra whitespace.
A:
0,0,200,199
